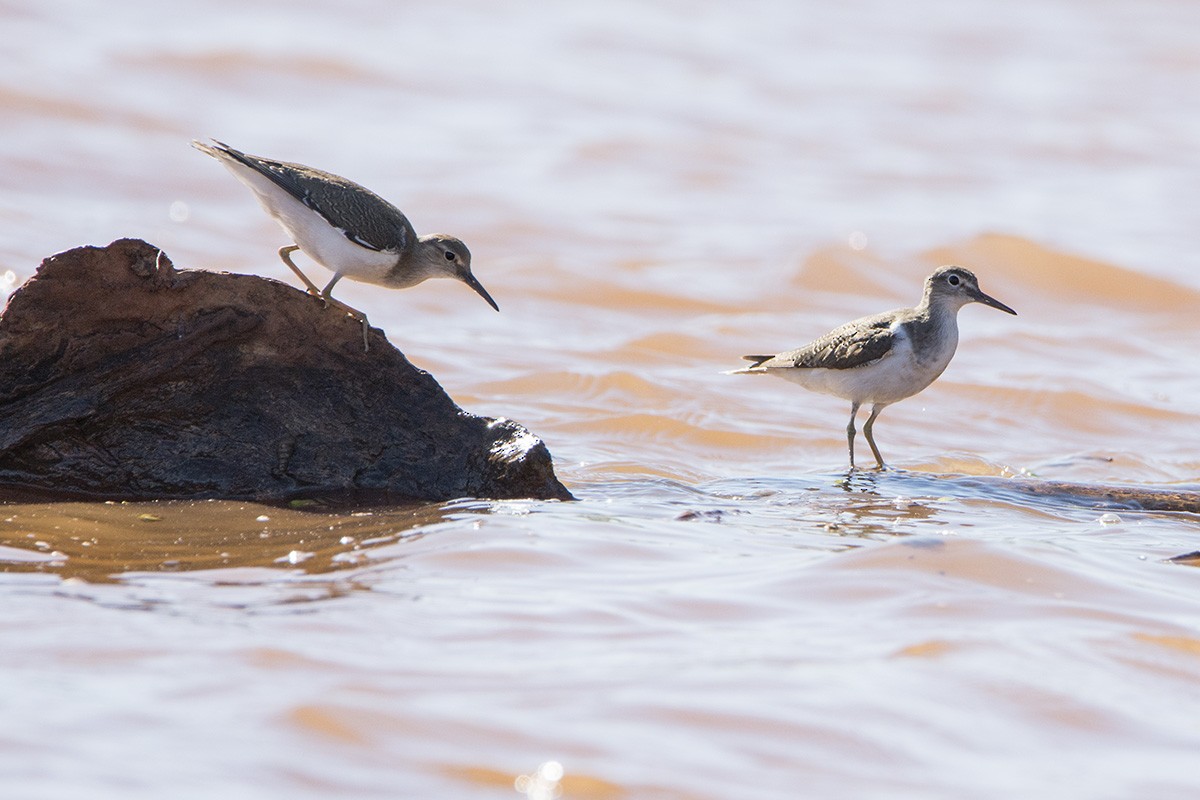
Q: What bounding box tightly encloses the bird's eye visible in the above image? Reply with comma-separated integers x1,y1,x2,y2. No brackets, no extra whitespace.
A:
947,274,961,286
444,250,456,262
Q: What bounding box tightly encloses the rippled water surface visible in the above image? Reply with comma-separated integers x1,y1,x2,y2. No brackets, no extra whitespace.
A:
3,1,1200,798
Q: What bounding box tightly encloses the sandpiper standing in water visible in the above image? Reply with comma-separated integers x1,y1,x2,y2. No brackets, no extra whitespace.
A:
732,266,1016,470
193,139,499,351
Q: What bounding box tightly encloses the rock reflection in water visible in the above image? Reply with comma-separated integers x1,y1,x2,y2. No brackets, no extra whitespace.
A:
0,499,460,583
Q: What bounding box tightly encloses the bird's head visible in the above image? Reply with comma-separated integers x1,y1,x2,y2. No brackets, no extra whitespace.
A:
417,234,499,311
925,266,1016,316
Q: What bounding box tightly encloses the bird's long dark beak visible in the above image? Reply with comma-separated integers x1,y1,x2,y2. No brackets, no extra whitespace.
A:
970,287,1017,315
462,271,500,312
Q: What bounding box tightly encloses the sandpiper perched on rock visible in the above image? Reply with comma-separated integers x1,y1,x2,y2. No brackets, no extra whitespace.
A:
192,139,498,350
732,266,1016,470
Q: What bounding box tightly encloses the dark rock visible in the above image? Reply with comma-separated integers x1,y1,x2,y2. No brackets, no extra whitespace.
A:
949,475,1200,514
0,239,573,502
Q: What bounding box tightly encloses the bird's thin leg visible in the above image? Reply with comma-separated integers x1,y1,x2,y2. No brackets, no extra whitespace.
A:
276,253,370,351
278,245,322,296
846,401,860,471
321,273,344,300
319,273,371,353
863,403,888,470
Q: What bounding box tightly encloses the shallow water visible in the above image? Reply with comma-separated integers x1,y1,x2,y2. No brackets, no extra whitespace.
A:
3,1,1200,798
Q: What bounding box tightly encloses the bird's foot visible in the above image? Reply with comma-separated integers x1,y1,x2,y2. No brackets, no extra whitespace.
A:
316,292,371,352
334,307,370,353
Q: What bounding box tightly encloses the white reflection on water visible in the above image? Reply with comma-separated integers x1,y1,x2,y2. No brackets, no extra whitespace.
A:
514,760,563,799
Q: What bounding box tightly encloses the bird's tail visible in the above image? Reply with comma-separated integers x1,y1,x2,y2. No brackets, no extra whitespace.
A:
190,138,249,166
723,354,775,375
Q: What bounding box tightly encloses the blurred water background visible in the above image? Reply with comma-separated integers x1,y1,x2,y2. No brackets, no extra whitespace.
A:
2,1,1200,797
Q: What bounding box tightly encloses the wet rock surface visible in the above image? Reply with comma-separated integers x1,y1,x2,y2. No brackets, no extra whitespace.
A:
0,239,572,502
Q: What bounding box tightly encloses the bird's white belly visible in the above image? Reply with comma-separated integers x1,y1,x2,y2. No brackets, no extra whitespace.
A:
219,159,398,284
776,334,953,405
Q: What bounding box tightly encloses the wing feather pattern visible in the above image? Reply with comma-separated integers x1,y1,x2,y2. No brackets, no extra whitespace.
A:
742,311,899,371
207,141,416,253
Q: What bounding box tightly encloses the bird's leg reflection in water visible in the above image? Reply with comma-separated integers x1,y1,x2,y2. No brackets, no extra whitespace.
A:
820,470,948,537
836,468,883,493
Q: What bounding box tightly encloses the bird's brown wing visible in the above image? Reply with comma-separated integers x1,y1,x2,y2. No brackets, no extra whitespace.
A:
743,311,899,371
